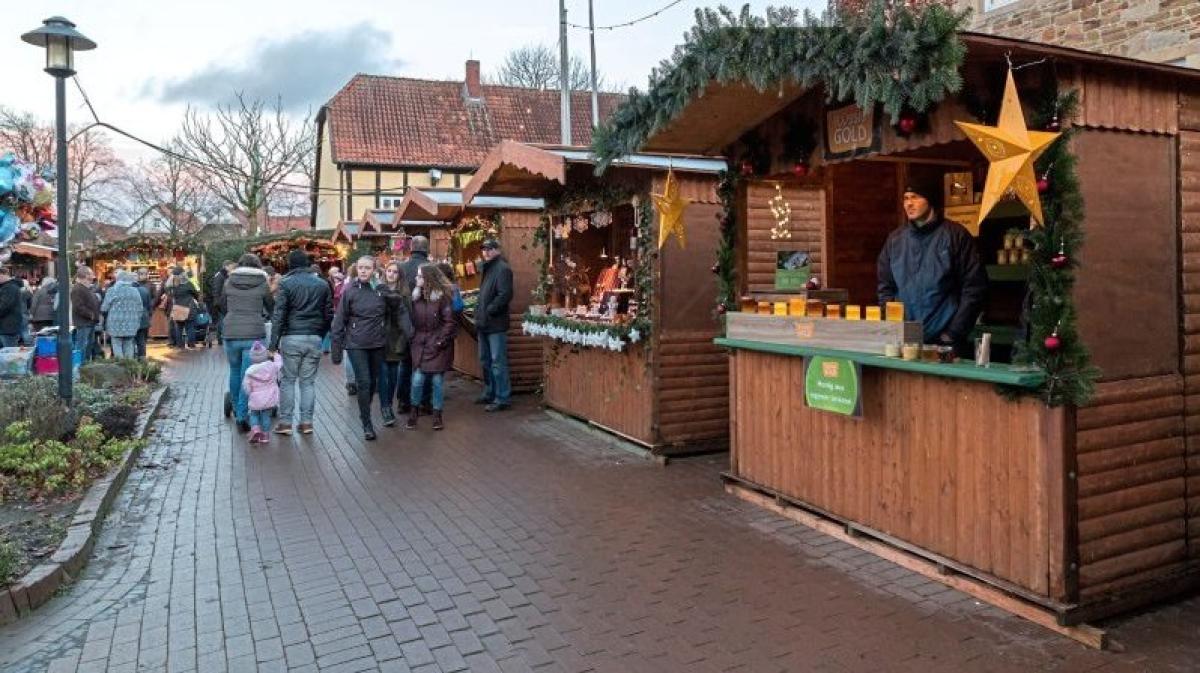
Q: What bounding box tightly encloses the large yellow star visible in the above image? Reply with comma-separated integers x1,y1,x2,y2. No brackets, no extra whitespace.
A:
653,168,688,249
955,69,1061,227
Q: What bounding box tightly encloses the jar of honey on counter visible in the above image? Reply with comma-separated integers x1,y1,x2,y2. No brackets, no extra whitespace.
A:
825,304,841,319
844,305,861,321
865,306,882,321
756,301,771,314
740,296,756,313
773,302,788,316
885,301,905,322
806,299,824,317
788,297,806,316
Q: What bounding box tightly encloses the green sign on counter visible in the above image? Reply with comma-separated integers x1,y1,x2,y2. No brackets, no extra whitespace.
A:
804,355,862,417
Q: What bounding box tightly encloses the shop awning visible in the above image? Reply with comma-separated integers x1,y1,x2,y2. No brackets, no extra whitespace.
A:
462,141,726,204
396,187,544,222
331,220,361,243
360,209,396,233
12,242,56,260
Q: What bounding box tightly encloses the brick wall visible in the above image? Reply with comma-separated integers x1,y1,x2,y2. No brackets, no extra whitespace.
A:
957,0,1200,67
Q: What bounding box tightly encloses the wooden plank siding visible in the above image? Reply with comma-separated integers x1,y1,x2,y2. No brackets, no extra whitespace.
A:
656,331,729,447
743,182,824,293
1075,376,1189,599
543,342,655,446
729,348,1062,597
1181,131,1200,563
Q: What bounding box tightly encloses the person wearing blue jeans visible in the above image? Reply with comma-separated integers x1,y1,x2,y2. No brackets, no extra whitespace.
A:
69,266,102,363
475,239,513,411
218,255,274,432
270,249,334,435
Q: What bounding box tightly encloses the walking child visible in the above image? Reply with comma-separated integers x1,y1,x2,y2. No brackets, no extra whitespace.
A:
242,341,282,444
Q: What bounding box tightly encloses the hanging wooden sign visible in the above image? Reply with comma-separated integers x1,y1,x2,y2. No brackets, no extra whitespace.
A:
823,104,881,160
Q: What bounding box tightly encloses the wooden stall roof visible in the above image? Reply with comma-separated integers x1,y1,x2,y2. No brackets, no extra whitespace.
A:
632,32,1200,157
361,209,395,233
462,140,727,205
12,242,55,260
331,220,361,243
396,187,544,223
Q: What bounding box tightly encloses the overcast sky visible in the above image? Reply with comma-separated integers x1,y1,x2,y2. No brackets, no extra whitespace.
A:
4,1,824,163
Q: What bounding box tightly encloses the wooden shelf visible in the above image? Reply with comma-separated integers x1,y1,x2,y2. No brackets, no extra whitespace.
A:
714,337,1046,388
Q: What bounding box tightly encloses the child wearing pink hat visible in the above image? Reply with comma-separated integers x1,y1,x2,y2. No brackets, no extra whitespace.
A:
242,341,282,443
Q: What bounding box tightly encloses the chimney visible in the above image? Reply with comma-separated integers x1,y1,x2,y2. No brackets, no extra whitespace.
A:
464,60,482,100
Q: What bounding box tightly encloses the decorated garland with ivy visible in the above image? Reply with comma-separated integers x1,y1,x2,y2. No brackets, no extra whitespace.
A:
591,2,967,171
1012,85,1095,407
714,170,740,316
525,181,653,351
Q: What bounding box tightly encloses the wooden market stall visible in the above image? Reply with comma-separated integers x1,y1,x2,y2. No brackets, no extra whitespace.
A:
394,187,545,390
10,241,55,282
76,235,202,338
463,141,729,455
250,231,345,273
592,19,1200,629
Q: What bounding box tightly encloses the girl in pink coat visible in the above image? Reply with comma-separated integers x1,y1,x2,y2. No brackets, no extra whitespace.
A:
242,341,282,443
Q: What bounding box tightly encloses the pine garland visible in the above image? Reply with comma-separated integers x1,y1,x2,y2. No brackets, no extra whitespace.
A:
1015,86,1097,407
592,2,967,171
715,170,740,315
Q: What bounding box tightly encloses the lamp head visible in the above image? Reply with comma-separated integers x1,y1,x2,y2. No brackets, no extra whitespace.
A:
21,17,96,78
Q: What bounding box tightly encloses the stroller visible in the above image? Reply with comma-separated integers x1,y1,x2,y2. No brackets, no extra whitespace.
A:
193,302,214,348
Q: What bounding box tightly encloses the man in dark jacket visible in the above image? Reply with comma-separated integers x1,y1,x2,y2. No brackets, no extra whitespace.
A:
209,259,235,345
399,236,430,288
133,269,153,358
476,239,514,411
270,250,333,435
0,268,23,348
29,277,57,331
71,266,101,362
877,175,987,354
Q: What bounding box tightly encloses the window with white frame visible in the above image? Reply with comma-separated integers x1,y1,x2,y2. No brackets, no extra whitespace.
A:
983,0,1020,11
379,195,404,210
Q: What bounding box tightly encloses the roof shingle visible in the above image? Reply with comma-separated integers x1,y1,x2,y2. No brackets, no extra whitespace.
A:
324,74,625,168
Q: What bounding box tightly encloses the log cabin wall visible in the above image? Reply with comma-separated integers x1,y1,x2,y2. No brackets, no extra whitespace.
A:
1071,127,1191,600
823,162,900,306
743,181,824,293
543,343,654,445
1180,127,1200,563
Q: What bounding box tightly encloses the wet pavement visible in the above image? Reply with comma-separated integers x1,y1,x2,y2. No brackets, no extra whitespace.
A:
1,347,1197,672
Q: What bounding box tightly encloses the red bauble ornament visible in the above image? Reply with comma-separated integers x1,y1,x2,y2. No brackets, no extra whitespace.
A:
740,160,755,177
805,276,822,291
711,263,720,274
897,115,918,135
1044,334,1062,351
1036,176,1050,193
792,161,809,178
1050,253,1069,269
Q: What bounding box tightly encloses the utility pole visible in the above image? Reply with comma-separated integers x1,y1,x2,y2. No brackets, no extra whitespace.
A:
559,0,572,145
588,0,599,128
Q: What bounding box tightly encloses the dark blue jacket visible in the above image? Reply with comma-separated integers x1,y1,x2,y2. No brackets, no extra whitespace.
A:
269,269,333,350
877,216,987,344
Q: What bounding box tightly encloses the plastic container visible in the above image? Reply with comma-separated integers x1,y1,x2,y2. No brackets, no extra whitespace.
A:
0,347,33,378
35,335,56,358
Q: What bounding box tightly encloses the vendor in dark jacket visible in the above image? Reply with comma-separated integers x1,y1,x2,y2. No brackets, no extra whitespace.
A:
71,266,101,362
269,250,333,435
877,175,987,355
398,235,431,288
331,256,398,441
0,267,23,348
475,239,514,411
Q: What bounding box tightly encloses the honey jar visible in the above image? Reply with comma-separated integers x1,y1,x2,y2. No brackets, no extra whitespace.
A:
826,304,841,319
901,343,920,361
773,302,788,316
806,299,824,317
740,296,756,313
844,305,861,321
885,301,905,322
865,306,882,321
788,297,806,316
757,301,771,314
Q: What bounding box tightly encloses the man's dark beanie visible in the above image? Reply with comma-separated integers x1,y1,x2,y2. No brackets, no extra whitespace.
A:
904,173,943,211
288,249,311,270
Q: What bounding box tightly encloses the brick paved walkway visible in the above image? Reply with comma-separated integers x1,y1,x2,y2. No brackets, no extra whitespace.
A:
1,348,1198,673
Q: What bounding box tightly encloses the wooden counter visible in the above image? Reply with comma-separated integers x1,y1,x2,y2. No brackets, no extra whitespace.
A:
724,341,1071,601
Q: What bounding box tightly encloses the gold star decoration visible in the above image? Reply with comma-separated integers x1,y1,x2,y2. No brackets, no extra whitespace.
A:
955,68,1061,227
653,168,688,249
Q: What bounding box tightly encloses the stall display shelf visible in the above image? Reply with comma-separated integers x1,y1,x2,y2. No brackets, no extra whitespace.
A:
714,337,1045,388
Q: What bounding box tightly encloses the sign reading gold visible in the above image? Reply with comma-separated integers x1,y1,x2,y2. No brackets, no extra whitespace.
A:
824,104,881,160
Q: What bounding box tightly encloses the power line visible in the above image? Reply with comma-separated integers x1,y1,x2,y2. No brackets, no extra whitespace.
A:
566,0,688,31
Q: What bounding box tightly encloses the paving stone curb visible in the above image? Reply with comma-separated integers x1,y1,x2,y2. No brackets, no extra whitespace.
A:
0,384,169,626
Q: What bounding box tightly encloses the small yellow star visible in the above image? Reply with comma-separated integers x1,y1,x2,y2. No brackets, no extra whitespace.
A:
955,69,1061,227
653,168,688,250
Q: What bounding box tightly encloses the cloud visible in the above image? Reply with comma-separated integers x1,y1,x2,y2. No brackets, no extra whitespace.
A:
146,23,401,111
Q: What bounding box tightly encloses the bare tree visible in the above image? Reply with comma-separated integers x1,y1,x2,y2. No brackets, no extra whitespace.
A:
489,44,606,91
177,94,314,236
125,137,217,237
0,107,125,229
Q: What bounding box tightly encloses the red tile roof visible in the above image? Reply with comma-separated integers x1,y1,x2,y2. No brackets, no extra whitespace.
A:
323,74,625,169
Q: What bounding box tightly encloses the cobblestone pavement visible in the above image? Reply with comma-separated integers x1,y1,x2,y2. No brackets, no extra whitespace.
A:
1,348,1198,673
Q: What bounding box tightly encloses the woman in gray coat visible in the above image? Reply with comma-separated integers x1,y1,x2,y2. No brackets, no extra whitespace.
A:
219,254,274,432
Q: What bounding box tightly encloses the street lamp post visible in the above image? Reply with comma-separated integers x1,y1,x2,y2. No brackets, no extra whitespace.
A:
21,17,96,404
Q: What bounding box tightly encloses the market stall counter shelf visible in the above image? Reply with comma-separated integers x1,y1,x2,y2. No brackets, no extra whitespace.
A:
462,141,729,455
591,23,1200,628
